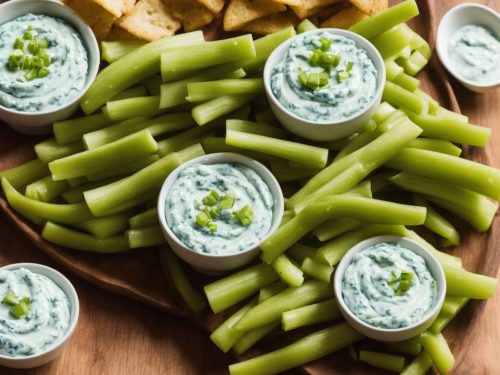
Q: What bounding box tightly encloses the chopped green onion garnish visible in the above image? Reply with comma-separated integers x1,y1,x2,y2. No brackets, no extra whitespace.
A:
27,39,39,55
202,189,220,206
219,193,235,209
309,50,322,66
337,71,349,81
11,301,30,319
14,38,24,50
319,36,331,52
21,296,31,304
3,291,17,306
25,68,38,81
7,50,24,70
391,270,414,295
23,31,33,40
209,206,220,218
208,223,218,232
346,61,353,72
38,39,48,49
238,205,254,226
195,211,211,227
298,70,329,91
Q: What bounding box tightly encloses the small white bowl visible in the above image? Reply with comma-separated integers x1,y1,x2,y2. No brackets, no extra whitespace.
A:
0,262,79,368
0,0,100,134
157,153,284,273
333,235,446,342
436,3,500,93
263,28,385,141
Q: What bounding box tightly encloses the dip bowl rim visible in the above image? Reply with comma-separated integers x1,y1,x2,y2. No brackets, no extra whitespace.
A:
157,152,284,272
0,262,79,367
333,235,446,342
263,28,386,141
0,0,100,131
436,2,500,92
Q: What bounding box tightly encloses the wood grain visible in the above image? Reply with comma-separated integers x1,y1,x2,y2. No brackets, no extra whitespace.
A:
0,0,499,374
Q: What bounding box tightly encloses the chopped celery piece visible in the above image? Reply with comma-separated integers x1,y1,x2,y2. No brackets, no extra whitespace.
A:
301,257,333,283
35,139,84,164
100,40,146,63
419,332,454,374
157,122,220,156
270,159,320,182
383,81,425,114
287,243,317,263
76,213,130,239
110,86,148,101
442,262,497,299
105,96,161,121
25,175,69,202
281,299,341,331
372,24,414,60
129,207,158,229
271,254,304,287
359,350,405,372
258,282,287,303
384,337,422,355
192,95,255,126
86,154,160,182
297,19,317,33
53,112,113,144
186,78,263,102
226,119,288,138
408,138,462,157
127,225,165,248
0,159,49,189
400,351,433,375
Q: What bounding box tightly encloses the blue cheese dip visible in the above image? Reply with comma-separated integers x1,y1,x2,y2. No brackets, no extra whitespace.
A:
448,25,500,83
342,242,437,329
0,13,88,112
0,267,70,357
271,30,378,122
166,163,274,254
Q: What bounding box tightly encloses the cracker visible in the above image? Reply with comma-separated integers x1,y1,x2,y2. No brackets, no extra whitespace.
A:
115,0,181,41
122,0,138,14
223,0,287,31
242,10,299,35
93,0,127,17
65,0,116,40
290,0,342,19
106,24,142,40
320,5,368,29
166,0,215,32
349,0,388,16
195,0,225,14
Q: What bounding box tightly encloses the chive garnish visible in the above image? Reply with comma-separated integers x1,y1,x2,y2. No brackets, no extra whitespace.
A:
238,205,254,226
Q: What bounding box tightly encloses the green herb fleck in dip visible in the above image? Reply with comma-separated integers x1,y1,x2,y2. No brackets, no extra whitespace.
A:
165,163,274,255
342,242,437,329
271,30,378,122
0,13,88,112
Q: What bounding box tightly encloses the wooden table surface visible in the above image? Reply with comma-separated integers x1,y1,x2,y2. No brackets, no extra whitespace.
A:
0,0,499,374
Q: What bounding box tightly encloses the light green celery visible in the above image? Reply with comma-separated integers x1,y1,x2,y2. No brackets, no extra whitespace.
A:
414,89,439,114
102,189,159,215
272,254,304,287
373,102,397,124
384,337,422,355
372,24,414,60
403,230,462,268
86,154,160,182
226,130,328,169
76,213,130,238
62,180,113,203
281,299,341,332
2,178,94,225
408,139,462,157
287,117,422,208
159,68,246,110
127,225,165,248
297,18,317,33
129,207,158,229
403,110,491,147
158,248,206,313
359,350,405,372
42,222,129,253
234,280,332,332
210,298,258,353
393,71,420,91
441,295,469,316
100,40,146,63
255,109,279,126
287,243,317,263
419,332,454,374
0,159,49,189
334,126,380,161
385,60,404,81
157,122,220,156
233,322,279,355
35,139,84,163
261,196,426,264
53,113,113,144
314,219,363,242
316,224,407,266
270,159,320,182
413,196,460,246
192,95,255,126
204,263,278,313
430,312,454,335
387,148,500,201
161,35,256,82
81,31,204,114
226,119,288,138
84,144,204,216
111,86,148,101
390,172,498,232
397,50,428,76
301,258,333,283
442,262,497,299
349,0,419,39
400,351,433,375
436,106,468,123
186,78,263,102
143,75,161,95
258,282,287,303
229,322,363,375
49,130,158,180
202,137,245,154
105,96,161,121
382,81,425,114
25,176,69,202
344,180,373,198
68,177,89,188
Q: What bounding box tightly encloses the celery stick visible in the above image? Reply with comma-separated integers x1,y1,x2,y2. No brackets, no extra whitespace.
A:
0,159,49,189
359,350,405,372
301,257,333,283
143,75,162,95
393,71,420,91
161,35,256,82
334,126,380,161
25,176,69,202
234,280,332,332
272,254,304,287
436,106,468,123
441,295,469,316
258,282,287,303
415,89,439,114
229,322,363,375
349,0,419,39
86,154,160,182
383,81,425,114
157,122,220,156
204,263,278,313
82,31,204,114
62,180,113,203
297,18,317,34
372,24,414,60
192,95,255,126
127,225,165,248
385,60,404,81
255,109,279,126
158,248,206,313
270,159,320,182
373,102,397,124
398,50,428,76
101,40,146,63
76,213,130,238
408,138,462,157
384,337,422,355
314,219,363,242
42,222,129,253
111,86,148,101
226,130,328,169
186,78,263,102
430,312,454,334
54,112,114,144
419,332,454,374
233,322,279,355
403,230,462,268
442,262,497,299
287,243,317,263
105,96,161,121
261,196,426,264
35,139,84,164
226,119,288,138
129,207,158,229
388,148,500,201
84,144,204,217
400,351,433,375
49,130,158,180
202,137,246,154
281,299,341,331
413,196,460,246
68,177,89,188
390,172,498,232
2,178,94,225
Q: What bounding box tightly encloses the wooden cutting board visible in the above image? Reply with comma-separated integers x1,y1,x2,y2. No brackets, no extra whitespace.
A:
0,0,499,373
